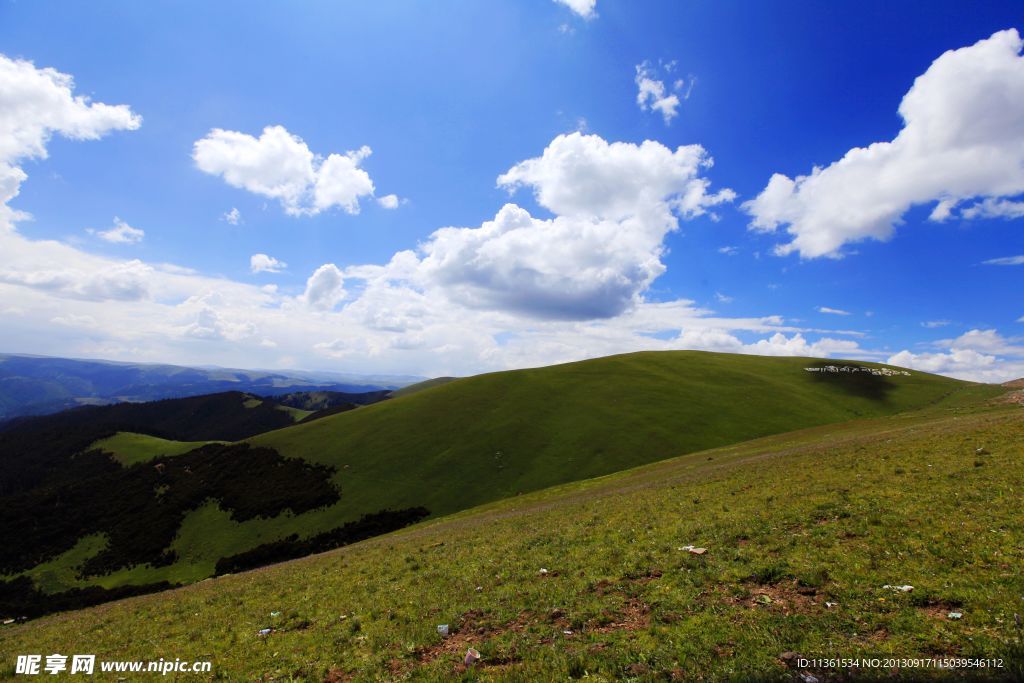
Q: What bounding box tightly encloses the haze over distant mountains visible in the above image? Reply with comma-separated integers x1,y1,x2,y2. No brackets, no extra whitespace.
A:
0,353,423,421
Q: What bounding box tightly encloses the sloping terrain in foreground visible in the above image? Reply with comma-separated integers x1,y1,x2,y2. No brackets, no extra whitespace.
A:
0,352,998,614
2,396,1021,680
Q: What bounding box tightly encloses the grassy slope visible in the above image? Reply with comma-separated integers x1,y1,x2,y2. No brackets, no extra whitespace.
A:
91,432,220,466
3,398,1020,680
389,376,459,399
16,352,997,594
276,404,316,422
251,351,987,528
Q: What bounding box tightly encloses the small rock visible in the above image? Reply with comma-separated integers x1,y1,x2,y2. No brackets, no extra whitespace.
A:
825,602,837,609
563,630,574,635
799,674,820,683
756,594,773,605
882,584,914,592
257,628,273,637
475,586,483,592
539,568,549,575
948,612,963,620
976,447,990,455
270,611,281,618
464,648,481,667
437,624,449,637
679,545,707,555
779,651,799,664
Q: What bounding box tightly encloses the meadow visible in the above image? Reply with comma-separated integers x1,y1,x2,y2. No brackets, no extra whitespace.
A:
2,388,1020,681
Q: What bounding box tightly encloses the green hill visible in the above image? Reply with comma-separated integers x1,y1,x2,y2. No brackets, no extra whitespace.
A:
0,352,999,615
251,352,986,527
2,384,1019,680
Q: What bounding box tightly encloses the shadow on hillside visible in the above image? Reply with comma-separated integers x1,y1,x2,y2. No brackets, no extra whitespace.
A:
805,362,895,401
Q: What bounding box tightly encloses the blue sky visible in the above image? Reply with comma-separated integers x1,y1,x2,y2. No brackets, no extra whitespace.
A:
0,0,1022,380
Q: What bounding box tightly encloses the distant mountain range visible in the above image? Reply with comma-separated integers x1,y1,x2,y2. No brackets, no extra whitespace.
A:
0,353,423,421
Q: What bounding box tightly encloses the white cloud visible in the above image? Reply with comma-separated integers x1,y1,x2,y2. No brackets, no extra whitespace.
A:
497,132,734,222
377,194,399,209
982,254,1024,265
922,320,951,328
193,126,383,217
302,263,346,310
960,197,1024,220
745,29,1024,258
673,328,863,359
91,217,144,244
635,62,682,125
553,0,596,19
400,131,738,320
889,328,1024,382
718,245,738,256
250,253,286,274
182,308,257,342
0,122,889,378
714,292,733,304
0,53,140,234
945,328,1024,355
817,306,850,316
222,207,241,225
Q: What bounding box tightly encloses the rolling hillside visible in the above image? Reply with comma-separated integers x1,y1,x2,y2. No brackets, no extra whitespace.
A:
2,383,1020,680
251,352,989,526
0,352,1001,618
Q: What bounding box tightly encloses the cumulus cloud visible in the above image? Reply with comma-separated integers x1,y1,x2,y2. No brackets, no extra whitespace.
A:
553,0,596,19
90,217,144,244
181,296,257,342
635,62,689,124
303,263,346,310
377,194,399,209
922,320,951,328
193,125,385,217
497,132,734,221
673,328,863,359
744,29,1024,258
397,132,738,320
888,328,1024,382
250,253,286,274
982,254,1024,265
222,207,241,225
0,53,140,233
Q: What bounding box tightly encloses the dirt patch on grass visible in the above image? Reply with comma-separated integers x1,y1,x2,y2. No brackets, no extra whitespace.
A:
587,597,652,633
993,389,1024,406
738,579,822,614
386,608,532,675
917,603,963,621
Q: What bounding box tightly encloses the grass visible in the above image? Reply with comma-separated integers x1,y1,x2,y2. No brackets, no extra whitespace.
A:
90,432,221,466
2,395,1021,680
17,351,999,597
388,377,459,399
251,351,992,531
276,405,316,422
